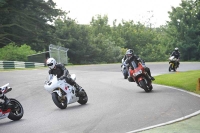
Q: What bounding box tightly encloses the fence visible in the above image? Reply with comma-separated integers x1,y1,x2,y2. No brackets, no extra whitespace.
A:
0,61,45,69
49,44,69,64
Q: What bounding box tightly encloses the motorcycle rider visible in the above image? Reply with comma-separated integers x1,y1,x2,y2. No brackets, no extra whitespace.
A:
121,49,131,76
170,47,180,68
124,49,155,82
121,49,134,70
122,49,133,65
46,57,84,96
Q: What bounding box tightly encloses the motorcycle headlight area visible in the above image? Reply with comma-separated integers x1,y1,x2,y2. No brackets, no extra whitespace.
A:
45,81,52,85
133,70,142,76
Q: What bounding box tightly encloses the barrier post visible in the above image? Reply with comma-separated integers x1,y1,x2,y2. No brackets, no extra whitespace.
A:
196,78,200,91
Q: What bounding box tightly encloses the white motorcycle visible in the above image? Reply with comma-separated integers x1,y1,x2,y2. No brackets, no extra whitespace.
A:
44,74,88,109
121,59,129,79
0,83,24,121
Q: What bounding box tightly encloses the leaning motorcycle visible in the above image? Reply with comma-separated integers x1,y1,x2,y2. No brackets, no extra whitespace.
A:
44,74,88,109
121,59,129,79
128,61,153,92
0,83,24,121
168,56,178,72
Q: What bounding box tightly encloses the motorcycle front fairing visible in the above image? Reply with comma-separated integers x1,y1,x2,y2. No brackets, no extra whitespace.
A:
44,75,79,104
44,75,62,93
130,61,149,83
122,64,128,74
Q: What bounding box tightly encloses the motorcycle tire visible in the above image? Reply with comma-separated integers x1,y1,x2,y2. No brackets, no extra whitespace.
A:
8,98,24,121
169,66,171,72
124,73,128,79
78,90,88,105
139,80,152,92
173,66,177,72
149,85,153,91
169,64,173,72
52,92,67,109
122,69,128,79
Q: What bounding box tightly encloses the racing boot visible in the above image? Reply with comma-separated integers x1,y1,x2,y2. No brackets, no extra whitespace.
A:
74,83,85,97
128,76,135,82
150,76,155,81
147,73,155,81
146,70,155,81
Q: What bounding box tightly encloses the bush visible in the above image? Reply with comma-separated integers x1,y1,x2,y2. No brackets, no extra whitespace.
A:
0,43,36,61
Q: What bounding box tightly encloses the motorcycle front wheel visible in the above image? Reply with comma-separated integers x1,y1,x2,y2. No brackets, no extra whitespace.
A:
169,64,173,72
168,66,171,72
8,98,24,121
139,80,152,92
123,71,128,79
52,92,67,109
173,65,177,72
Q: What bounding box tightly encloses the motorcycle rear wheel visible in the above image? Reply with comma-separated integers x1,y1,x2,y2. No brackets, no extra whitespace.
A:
8,98,24,121
52,92,67,109
78,90,88,105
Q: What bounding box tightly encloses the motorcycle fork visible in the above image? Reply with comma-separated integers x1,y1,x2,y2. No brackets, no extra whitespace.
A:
56,88,66,101
60,88,67,100
170,62,174,68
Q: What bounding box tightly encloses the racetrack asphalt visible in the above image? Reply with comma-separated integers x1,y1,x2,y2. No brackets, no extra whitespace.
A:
67,62,200,133
1,62,200,133
127,88,200,133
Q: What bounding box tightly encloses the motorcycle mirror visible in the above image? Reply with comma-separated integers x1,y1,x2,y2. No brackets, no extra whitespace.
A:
6,87,12,93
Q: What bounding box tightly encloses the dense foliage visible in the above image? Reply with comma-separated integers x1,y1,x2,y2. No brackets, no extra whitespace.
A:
0,43,36,61
0,0,199,64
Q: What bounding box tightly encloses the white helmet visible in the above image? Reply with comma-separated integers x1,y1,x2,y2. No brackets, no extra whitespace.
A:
46,58,56,69
126,49,134,58
175,47,178,51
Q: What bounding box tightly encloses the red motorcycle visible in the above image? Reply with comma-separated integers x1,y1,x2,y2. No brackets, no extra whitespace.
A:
128,61,153,92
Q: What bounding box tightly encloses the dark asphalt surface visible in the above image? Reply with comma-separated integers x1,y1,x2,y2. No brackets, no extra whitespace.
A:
0,62,200,133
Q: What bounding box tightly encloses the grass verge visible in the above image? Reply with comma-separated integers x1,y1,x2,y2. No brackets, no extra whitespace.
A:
152,70,200,95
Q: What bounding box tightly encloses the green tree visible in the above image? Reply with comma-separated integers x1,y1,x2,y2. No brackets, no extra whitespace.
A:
167,0,200,60
0,0,65,51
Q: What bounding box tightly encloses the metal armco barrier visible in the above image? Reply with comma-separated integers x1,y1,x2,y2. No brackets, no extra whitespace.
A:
0,61,45,69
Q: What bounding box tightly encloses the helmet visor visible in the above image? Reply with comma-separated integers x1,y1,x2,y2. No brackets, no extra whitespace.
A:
47,63,53,66
127,54,132,57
